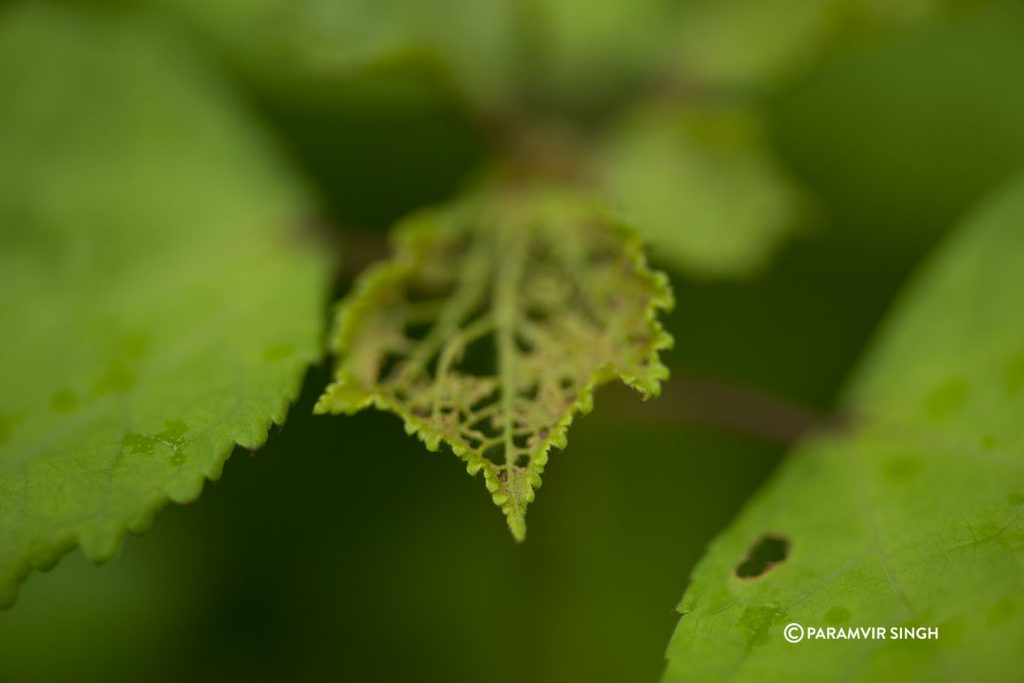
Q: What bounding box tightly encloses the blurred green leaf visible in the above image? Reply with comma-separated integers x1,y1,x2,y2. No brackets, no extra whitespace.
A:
135,0,524,106
599,104,805,278
674,0,836,89
316,187,673,539
773,0,1024,247
276,0,673,109
0,5,328,606
663,174,1024,681
521,0,677,107
132,0,668,110
674,0,987,90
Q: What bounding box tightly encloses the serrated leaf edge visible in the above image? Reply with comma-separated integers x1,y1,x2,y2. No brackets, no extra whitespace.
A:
316,199,674,540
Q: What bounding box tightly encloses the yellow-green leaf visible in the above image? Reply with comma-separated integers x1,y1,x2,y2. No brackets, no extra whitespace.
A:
316,187,673,539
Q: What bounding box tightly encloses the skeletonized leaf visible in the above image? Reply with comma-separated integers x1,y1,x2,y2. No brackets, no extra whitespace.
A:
316,187,673,539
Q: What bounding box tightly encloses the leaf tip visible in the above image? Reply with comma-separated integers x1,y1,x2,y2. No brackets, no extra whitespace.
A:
508,514,527,542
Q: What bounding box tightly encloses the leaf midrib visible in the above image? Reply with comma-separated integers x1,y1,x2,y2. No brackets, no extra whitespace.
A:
493,215,529,539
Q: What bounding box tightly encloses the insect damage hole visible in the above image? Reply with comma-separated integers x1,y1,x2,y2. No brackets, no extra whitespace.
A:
735,534,790,579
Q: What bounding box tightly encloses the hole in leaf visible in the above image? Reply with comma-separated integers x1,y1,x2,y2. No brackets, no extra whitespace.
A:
515,455,530,468
519,383,539,401
515,333,534,353
405,322,432,342
468,390,499,413
483,443,504,466
467,407,501,440
525,304,550,324
379,353,405,382
405,280,452,304
459,334,497,376
735,534,790,579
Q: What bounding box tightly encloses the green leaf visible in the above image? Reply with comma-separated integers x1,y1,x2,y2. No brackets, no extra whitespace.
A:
147,0,525,106
521,0,678,106
139,0,672,109
673,0,988,90
0,5,328,607
674,0,836,90
663,175,1024,680
316,187,673,540
599,104,805,278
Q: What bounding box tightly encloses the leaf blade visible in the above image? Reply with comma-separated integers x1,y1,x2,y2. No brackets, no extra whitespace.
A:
317,188,673,539
598,104,806,279
662,175,1024,681
0,5,328,606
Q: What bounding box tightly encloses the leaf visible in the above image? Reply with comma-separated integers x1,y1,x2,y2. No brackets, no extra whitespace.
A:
140,0,673,109
0,5,328,607
520,0,678,106
316,187,673,540
598,104,805,278
674,0,836,90
662,175,1024,680
144,0,525,106
673,0,989,90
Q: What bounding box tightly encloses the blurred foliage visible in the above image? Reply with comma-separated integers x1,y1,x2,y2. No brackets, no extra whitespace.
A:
0,3,327,607
773,1,1024,246
599,103,806,277
666,172,1024,683
2,0,1024,681
0,372,780,683
672,0,986,90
